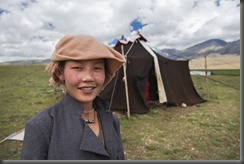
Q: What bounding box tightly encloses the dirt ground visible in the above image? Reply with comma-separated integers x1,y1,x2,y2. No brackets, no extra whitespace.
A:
189,54,240,70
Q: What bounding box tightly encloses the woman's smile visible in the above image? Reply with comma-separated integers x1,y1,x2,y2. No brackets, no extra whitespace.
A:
78,86,96,93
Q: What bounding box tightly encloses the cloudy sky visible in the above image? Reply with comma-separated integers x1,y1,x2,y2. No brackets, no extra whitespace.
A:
0,0,240,63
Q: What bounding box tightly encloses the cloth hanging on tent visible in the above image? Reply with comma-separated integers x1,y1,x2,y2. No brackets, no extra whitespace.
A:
144,81,150,103
139,40,167,103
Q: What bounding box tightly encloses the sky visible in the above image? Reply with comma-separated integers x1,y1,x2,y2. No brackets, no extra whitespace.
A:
0,0,240,63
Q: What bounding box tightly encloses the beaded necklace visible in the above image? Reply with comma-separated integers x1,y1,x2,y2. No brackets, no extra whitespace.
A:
82,108,96,124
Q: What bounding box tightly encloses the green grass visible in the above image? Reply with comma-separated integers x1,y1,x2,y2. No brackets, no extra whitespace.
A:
191,69,240,76
0,65,64,160
0,65,63,137
120,70,240,160
0,66,240,160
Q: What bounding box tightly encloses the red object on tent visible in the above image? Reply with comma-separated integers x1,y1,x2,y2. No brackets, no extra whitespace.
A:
144,81,150,103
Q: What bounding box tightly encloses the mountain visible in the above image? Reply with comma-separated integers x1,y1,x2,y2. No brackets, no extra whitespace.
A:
0,38,240,65
217,39,240,54
0,59,51,65
159,39,240,60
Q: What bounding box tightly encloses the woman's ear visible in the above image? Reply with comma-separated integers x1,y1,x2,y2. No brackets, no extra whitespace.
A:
55,68,64,81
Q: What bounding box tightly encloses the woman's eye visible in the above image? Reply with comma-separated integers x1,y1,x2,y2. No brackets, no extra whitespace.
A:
94,66,103,71
72,67,82,70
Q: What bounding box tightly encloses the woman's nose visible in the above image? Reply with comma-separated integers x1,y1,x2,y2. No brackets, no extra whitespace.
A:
81,70,94,82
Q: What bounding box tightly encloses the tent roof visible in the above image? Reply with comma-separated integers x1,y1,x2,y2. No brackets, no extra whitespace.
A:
115,33,147,46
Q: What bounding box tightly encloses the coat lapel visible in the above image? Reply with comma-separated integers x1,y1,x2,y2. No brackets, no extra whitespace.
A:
95,98,114,158
79,124,109,157
64,94,114,158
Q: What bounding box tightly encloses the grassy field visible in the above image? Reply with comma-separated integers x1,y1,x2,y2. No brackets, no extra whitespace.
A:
0,65,240,160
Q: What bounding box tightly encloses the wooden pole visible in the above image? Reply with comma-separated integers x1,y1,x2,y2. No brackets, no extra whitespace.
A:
121,45,131,120
204,55,209,99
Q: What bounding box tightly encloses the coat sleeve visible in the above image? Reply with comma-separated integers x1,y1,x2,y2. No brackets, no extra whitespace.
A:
21,120,50,159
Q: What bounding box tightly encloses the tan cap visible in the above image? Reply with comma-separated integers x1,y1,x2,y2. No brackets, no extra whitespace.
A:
51,35,125,87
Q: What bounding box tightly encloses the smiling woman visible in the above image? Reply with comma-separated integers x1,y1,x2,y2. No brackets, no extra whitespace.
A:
20,34,126,160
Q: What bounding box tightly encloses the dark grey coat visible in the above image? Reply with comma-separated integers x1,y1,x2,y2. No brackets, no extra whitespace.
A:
21,93,125,160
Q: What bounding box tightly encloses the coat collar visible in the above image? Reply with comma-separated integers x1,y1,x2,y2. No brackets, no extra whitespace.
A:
94,97,114,157
62,93,114,158
79,124,109,156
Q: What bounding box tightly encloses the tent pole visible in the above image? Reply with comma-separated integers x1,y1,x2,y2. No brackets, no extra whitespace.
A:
121,45,131,120
204,55,209,100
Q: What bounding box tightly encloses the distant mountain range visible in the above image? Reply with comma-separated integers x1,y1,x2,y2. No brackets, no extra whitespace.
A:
0,38,240,65
0,59,51,65
158,38,240,60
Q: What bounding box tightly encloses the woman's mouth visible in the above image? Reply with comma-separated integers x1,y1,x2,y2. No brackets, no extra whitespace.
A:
78,86,96,93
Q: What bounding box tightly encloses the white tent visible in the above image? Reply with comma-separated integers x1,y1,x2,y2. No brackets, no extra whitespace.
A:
0,129,24,143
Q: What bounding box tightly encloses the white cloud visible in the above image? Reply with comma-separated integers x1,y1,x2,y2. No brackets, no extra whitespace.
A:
0,0,240,62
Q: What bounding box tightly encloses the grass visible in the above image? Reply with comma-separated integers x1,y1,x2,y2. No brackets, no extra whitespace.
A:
191,69,240,76
0,65,240,160
0,65,63,160
120,70,240,160
0,65,62,137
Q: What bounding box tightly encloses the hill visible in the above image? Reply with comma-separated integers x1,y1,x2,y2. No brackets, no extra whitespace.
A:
0,59,51,65
0,38,240,66
159,39,240,60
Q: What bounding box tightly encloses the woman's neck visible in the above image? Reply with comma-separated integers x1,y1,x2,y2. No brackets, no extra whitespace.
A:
81,102,94,111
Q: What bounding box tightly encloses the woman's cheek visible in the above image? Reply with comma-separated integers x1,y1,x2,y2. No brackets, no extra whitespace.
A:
66,73,79,85
97,74,106,85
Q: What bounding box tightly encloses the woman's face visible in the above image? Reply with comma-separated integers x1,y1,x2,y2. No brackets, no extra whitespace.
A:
60,59,105,105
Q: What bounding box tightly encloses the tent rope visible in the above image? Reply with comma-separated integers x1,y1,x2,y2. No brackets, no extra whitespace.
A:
124,41,135,56
108,70,119,111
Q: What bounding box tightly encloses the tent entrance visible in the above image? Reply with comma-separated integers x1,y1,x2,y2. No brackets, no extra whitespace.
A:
144,67,159,104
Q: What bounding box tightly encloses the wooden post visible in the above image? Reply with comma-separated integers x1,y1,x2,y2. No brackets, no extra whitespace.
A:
121,45,131,120
204,55,209,99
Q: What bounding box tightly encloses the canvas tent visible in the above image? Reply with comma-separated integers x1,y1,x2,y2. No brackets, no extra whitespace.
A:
0,129,24,143
100,34,206,114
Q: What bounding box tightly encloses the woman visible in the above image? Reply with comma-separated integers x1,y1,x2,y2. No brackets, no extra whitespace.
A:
21,35,126,160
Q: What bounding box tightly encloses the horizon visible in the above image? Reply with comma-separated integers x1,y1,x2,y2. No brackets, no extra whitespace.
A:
0,37,240,65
